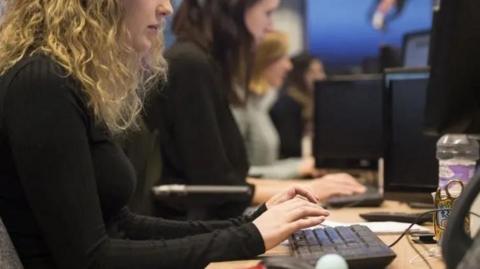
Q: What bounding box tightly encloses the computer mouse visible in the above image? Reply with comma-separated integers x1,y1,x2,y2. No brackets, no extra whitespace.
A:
260,256,314,269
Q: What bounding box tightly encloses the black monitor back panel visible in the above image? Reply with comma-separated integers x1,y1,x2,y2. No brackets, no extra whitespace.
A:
384,72,438,192
313,78,383,169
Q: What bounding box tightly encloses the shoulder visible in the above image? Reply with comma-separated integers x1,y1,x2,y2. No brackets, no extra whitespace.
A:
4,54,81,96
166,40,214,73
231,104,248,124
2,54,88,116
270,94,302,119
5,54,66,85
162,41,219,99
274,92,298,108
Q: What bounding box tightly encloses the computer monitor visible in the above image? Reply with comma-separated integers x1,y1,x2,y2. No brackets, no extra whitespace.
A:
313,75,383,169
424,0,480,135
384,68,438,195
423,1,480,268
401,30,430,68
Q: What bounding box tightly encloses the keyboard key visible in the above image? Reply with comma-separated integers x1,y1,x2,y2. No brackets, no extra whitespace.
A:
313,228,333,246
324,227,345,245
292,231,309,247
304,230,320,246
336,226,362,244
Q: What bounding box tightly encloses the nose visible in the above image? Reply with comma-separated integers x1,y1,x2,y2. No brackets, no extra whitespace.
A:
157,0,173,18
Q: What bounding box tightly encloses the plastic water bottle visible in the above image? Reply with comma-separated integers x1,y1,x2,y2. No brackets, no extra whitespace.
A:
436,134,479,190
434,134,479,241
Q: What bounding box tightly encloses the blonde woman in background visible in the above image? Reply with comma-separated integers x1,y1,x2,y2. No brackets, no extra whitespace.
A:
231,32,364,188
232,31,300,179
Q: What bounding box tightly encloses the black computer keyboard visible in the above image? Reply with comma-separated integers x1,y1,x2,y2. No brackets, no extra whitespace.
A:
326,186,383,208
289,225,396,269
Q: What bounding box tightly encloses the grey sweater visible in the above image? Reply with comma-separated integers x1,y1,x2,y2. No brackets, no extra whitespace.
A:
231,90,303,179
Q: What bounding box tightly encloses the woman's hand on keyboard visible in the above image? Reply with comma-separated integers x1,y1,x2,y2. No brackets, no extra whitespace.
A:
253,197,329,250
306,173,367,200
265,186,319,209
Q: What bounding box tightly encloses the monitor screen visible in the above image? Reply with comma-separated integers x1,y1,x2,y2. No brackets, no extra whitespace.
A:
384,70,438,192
313,76,383,169
402,30,430,67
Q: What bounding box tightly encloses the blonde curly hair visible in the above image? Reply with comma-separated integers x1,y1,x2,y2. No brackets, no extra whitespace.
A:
0,0,167,134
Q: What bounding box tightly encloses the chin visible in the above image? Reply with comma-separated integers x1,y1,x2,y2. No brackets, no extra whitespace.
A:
133,39,152,54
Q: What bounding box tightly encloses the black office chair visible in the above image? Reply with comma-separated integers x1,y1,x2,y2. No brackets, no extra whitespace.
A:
0,216,23,269
121,118,252,220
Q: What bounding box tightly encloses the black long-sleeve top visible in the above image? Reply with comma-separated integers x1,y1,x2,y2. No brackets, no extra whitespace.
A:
144,40,252,219
0,54,265,269
270,92,304,158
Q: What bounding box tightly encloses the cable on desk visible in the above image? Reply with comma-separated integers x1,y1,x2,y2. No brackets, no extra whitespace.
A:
388,209,441,248
470,211,480,218
388,210,480,248
406,211,480,268
408,244,441,264
407,233,433,269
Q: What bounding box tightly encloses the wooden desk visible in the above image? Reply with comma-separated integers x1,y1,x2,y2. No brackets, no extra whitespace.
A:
207,201,445,269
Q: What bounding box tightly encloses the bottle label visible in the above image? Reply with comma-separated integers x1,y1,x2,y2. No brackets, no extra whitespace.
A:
438,160,476,189
433,190,470,242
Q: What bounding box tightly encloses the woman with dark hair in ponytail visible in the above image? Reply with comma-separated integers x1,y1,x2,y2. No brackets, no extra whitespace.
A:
145,0,365,221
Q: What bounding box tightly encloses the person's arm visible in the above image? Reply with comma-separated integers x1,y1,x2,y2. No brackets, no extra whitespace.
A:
117,187,325,251
112,205,267,240
248,173,367,205
5,58,264,269
116,184,329,242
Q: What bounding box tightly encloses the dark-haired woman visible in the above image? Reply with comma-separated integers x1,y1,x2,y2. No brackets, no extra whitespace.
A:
270,53,327,159
145,0,365,220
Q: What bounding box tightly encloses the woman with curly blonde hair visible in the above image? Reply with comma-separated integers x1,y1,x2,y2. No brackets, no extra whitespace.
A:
0,1,330,268
0,0,167,132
